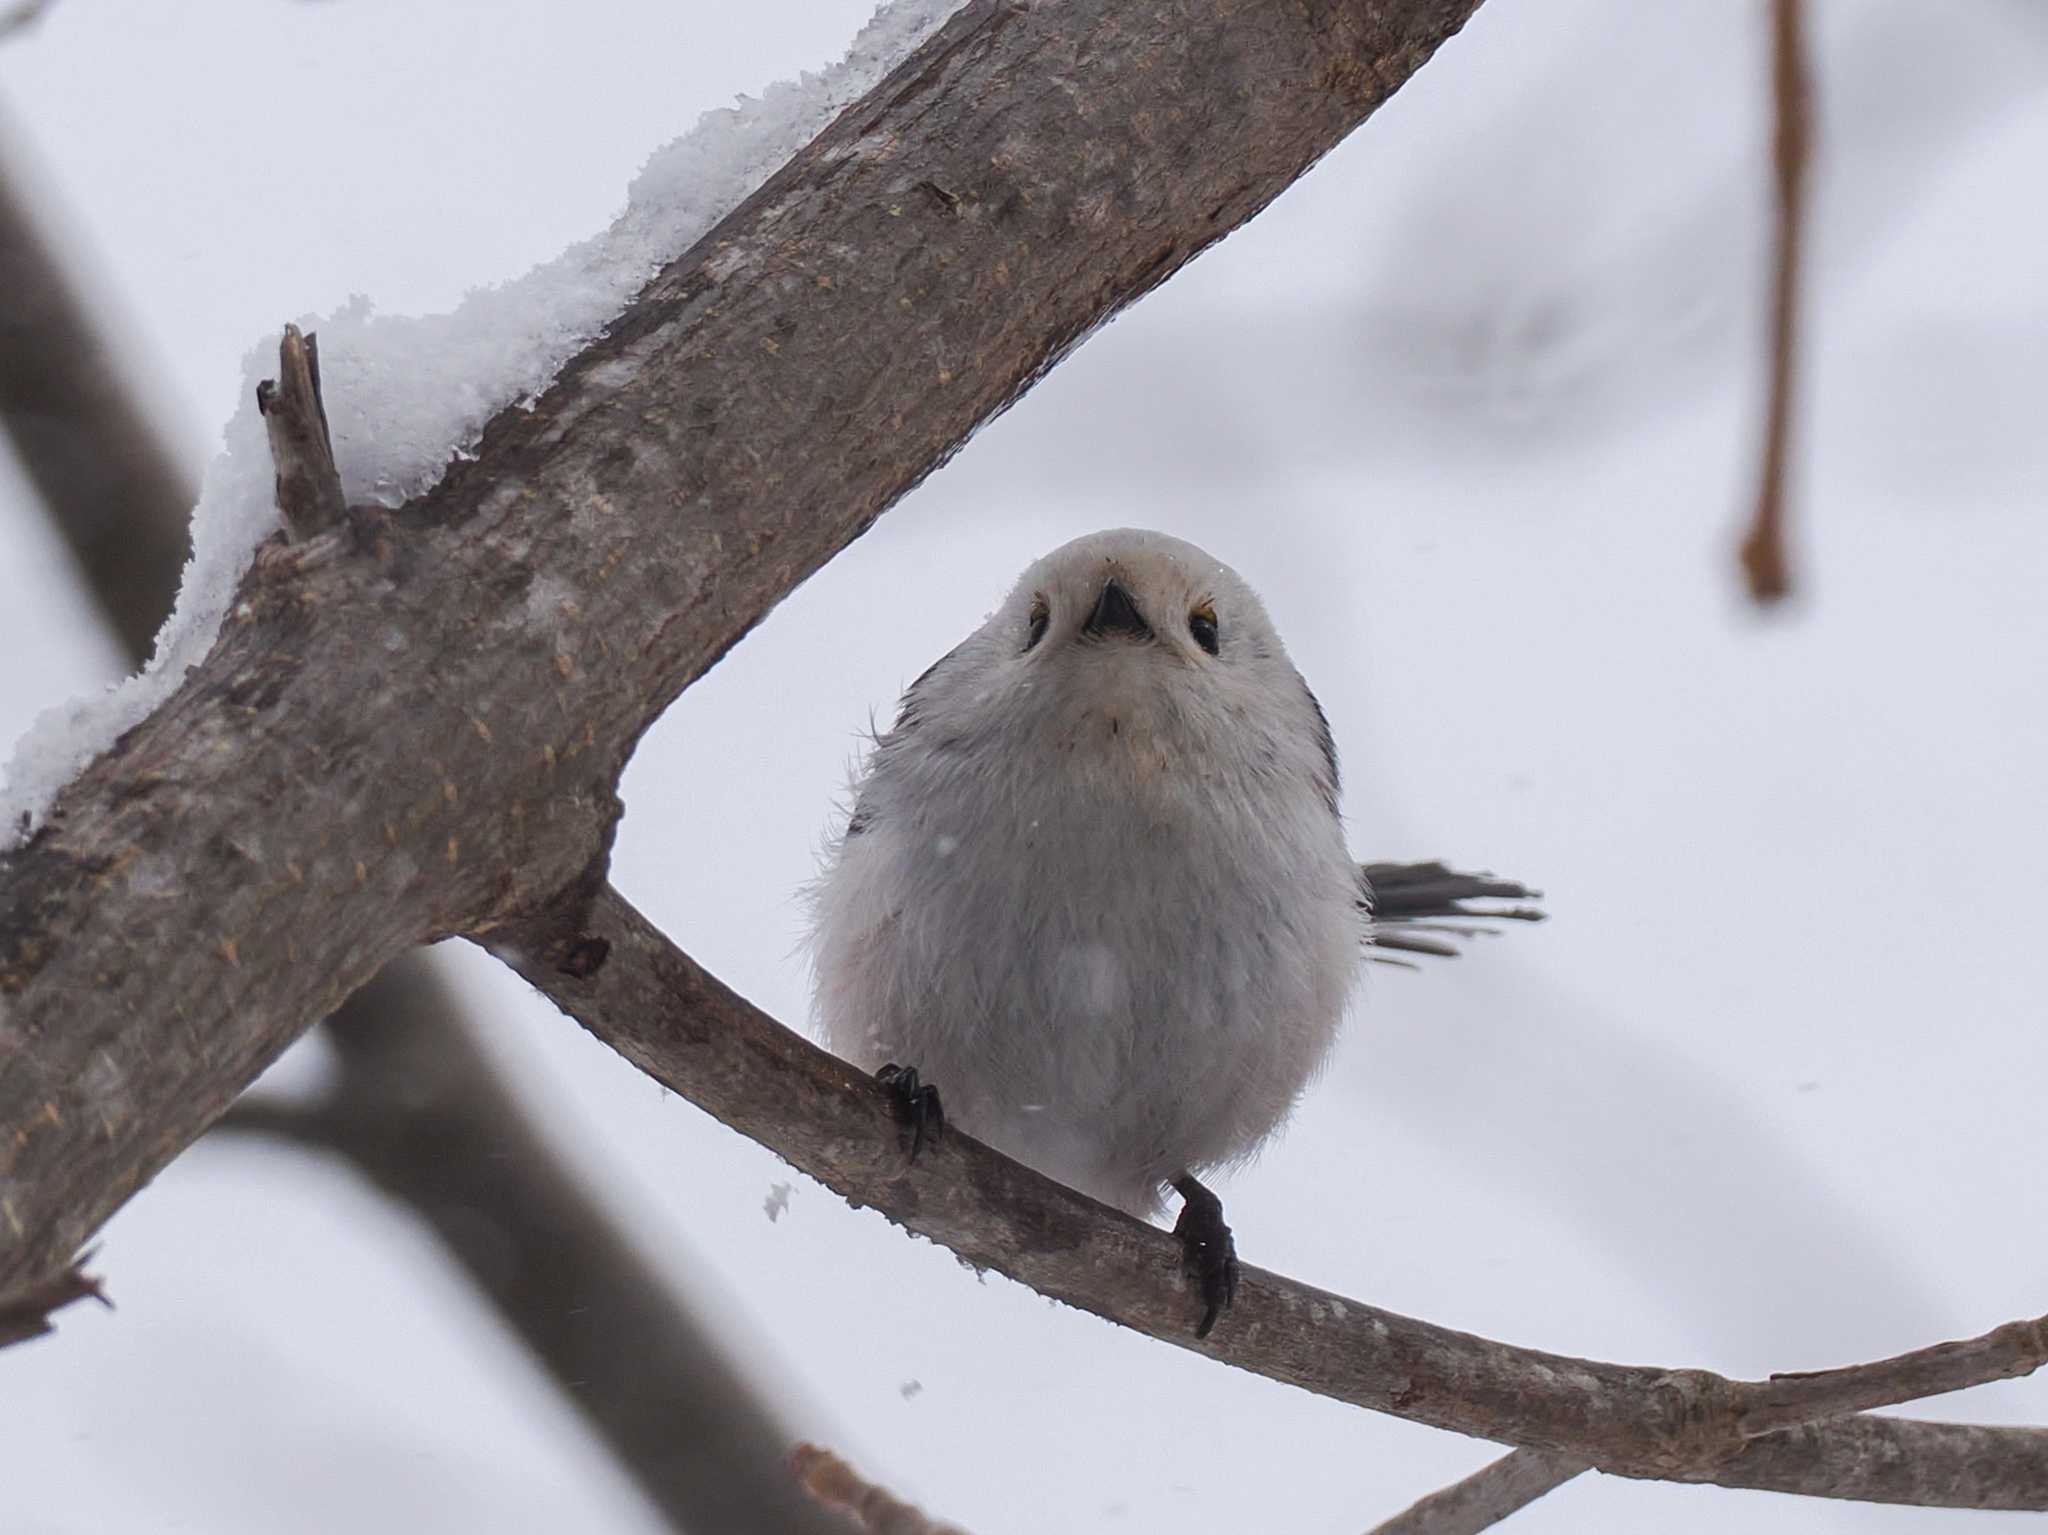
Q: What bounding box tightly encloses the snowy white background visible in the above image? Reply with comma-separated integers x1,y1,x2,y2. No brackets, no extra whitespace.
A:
3,1,2046,1532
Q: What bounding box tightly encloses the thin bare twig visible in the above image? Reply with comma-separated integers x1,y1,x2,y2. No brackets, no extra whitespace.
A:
1747,1316,2048,1436
1363,1310,2048,1532
1738,0,1813,603
1366,1450,1588,1535
792,1444,975,1535
495,882,2048,1511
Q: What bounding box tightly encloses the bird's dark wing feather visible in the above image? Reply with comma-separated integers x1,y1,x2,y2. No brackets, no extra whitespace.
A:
1360,860,1545,963
846,661,1543,963
1300,680,1340,818
846,643,965,837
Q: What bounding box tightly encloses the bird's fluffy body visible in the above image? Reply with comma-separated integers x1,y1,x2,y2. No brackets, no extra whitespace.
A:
810,530,1364,1217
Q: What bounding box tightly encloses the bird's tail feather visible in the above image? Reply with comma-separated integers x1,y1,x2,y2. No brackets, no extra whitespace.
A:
1361,860,1544,964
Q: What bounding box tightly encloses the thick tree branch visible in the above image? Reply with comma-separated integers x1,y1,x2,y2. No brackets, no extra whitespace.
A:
0,136,843,1534
0,0,1485,1301
491,882,2048,1511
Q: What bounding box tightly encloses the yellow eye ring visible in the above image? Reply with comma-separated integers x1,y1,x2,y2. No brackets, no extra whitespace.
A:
1188,600,1219,656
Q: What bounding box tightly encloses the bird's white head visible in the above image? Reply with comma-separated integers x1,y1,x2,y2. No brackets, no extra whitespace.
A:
898,528,1337,813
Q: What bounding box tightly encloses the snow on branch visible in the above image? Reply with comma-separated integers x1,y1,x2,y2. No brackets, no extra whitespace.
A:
0,0,961,839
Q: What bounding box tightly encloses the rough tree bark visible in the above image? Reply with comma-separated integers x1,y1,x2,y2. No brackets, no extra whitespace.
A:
0,137,844,1534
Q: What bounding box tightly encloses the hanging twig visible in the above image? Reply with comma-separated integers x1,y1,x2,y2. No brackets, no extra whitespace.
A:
1738,0,1813,603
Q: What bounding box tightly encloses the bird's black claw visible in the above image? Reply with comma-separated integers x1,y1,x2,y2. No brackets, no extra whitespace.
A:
1171,1173,1238,1339
876,1063,944,1159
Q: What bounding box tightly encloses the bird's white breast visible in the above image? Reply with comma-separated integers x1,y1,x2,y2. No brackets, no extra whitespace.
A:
813,686,1363,1215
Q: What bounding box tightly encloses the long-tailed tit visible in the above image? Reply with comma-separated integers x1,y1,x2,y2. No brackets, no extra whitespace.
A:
812,529,1532,1335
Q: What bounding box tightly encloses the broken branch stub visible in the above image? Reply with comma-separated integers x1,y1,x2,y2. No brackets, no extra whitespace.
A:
254,323,346,542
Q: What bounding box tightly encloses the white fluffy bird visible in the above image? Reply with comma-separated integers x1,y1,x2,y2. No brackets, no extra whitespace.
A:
811,529,1529,1334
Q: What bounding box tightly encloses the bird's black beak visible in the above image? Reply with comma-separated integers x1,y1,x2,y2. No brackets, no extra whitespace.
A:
1082,577,1152,642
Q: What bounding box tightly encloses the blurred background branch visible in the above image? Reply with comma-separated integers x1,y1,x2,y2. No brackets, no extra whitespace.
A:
0,0,55,47
0,124,185,659
0,131,839,1535
793,1443,975,1535
1738,0,1814,604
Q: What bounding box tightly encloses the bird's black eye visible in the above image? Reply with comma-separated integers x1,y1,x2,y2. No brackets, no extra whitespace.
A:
1024,596,1050,652
1188,601,1219,656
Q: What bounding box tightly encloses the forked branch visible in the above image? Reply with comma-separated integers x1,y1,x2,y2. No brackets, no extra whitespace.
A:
1365,1450,1587,1535
492,883,2048,1512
